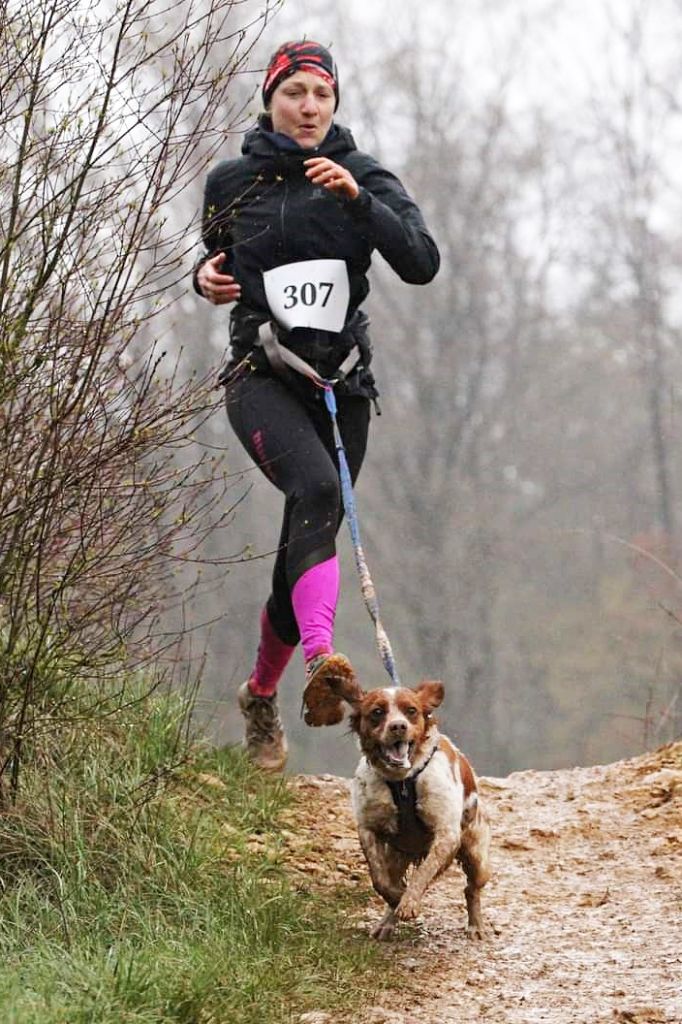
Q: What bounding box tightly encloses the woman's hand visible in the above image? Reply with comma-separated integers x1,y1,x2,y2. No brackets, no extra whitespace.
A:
196,252,241,305
304,157,359,201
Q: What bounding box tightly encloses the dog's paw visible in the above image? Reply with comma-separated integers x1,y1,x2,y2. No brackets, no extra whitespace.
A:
370,910,396,941
370,919,396,941
466,921,486,940
395,892,421,921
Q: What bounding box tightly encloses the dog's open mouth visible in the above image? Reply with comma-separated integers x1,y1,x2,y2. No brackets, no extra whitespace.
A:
382,739,413,769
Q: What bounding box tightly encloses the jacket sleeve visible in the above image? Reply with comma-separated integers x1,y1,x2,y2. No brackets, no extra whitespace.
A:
192,161,237,295
344,155,440,284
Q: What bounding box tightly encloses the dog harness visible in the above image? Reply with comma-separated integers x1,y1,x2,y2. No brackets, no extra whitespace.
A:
384,744,438,858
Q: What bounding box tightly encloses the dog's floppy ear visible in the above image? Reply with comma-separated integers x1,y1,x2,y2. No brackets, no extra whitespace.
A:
415,679,444,711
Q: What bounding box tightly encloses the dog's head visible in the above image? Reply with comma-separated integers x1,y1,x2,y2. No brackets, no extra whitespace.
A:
330,675,444,778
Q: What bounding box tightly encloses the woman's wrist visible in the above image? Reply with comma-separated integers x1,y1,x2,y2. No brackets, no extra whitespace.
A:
192,257,208,295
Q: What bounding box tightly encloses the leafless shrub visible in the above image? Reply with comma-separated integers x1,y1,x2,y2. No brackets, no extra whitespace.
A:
0,0,280,799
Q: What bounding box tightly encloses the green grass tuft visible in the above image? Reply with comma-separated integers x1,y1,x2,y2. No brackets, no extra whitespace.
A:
0,686,381,1023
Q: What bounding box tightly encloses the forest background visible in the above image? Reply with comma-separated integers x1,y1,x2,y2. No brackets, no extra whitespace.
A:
5,0,682,785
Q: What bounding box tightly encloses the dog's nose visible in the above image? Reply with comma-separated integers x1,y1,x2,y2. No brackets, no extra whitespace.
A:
388,720,408,736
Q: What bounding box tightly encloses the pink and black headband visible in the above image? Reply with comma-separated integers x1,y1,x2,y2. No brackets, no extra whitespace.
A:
262,41,339,110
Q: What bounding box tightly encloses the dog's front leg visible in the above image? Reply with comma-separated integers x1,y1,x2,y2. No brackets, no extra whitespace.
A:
395,828,458,922
358,827,405,908
359,828,411,940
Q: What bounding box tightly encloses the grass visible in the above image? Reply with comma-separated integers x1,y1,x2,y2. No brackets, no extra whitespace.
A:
0,683,381,1023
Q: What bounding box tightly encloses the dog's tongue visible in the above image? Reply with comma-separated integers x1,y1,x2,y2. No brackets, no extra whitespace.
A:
386,741,410,767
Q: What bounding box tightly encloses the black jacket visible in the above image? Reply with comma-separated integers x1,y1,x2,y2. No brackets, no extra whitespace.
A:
197,120,440,383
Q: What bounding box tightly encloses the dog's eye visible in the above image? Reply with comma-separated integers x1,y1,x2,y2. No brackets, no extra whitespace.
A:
370,707,385,722
406,707,418,718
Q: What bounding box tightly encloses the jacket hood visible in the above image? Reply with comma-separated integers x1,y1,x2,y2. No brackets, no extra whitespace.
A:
241,118,358,162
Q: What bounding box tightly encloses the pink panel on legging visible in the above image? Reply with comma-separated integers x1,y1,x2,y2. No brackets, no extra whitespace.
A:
249,605,296,697
291,555,340,663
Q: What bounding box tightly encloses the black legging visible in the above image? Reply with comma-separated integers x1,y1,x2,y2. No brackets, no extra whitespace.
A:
225,371,370,645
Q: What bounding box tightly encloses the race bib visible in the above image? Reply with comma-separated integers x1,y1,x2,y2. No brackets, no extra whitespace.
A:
263,259,350,333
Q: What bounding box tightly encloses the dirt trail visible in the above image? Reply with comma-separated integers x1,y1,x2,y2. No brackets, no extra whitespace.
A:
283,742,682,1024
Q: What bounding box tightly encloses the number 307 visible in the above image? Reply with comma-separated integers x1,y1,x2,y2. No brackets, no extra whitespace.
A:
283,281,333,308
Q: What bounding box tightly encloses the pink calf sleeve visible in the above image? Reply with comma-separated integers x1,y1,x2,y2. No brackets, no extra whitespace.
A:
291,556,340,663
248,605,296,697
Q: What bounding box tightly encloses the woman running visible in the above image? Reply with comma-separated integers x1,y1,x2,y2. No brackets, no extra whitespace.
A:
195,40,440,770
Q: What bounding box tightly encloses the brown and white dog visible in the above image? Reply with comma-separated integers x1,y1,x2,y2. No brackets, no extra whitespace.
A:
331,676,491,941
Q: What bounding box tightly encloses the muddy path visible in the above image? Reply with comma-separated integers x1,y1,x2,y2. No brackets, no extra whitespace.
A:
282,742,682,1024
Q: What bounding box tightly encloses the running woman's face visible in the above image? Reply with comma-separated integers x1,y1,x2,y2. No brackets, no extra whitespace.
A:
268,70,335,148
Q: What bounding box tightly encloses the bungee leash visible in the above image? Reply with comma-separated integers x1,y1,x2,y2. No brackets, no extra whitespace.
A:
258,325,401,688
323,383,401,687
